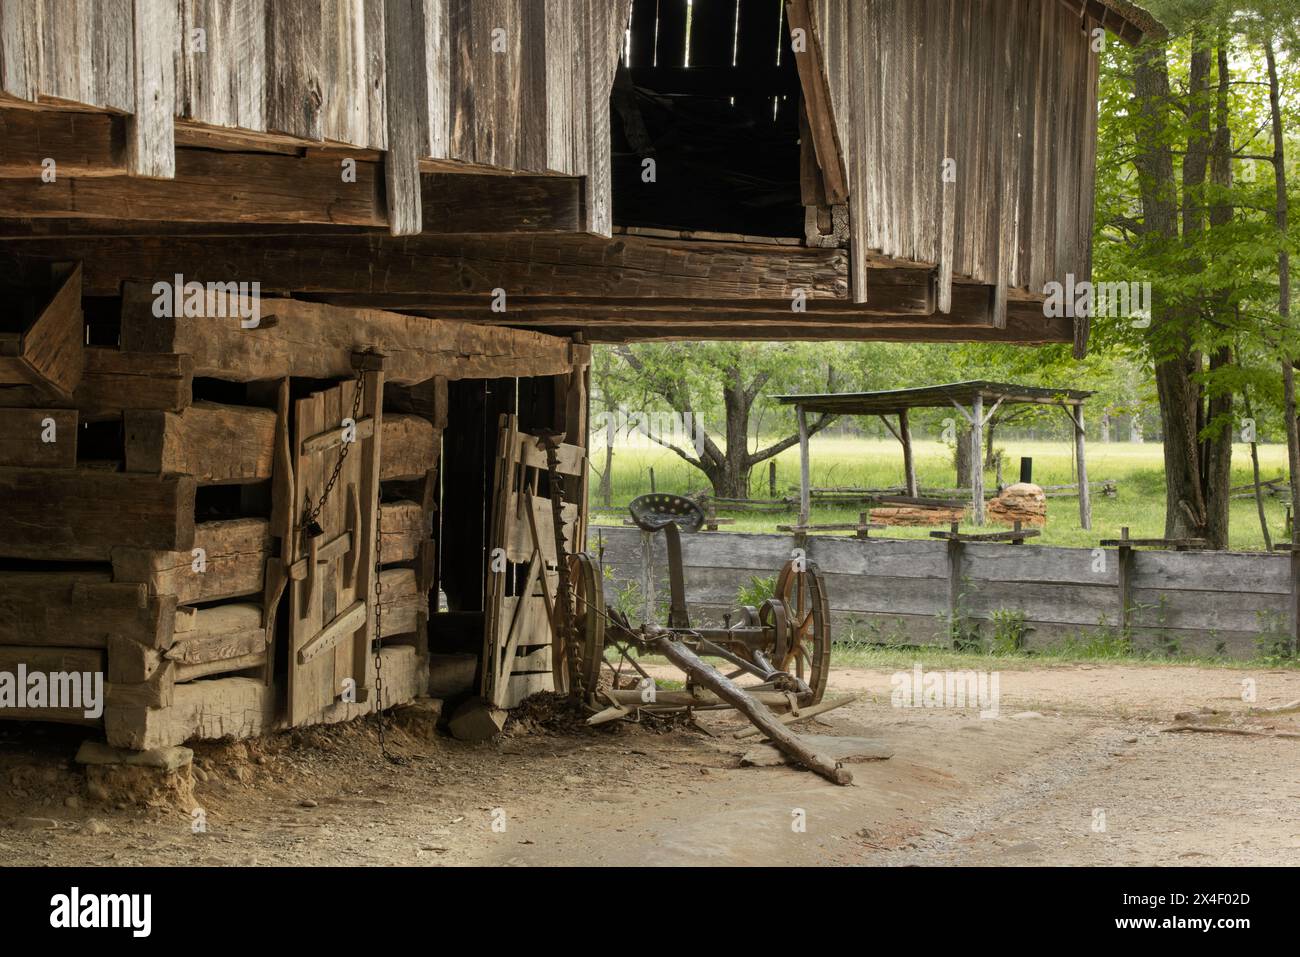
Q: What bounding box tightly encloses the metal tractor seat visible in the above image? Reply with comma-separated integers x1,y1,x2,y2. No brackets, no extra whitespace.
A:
627,494,704,627
627,493,705,533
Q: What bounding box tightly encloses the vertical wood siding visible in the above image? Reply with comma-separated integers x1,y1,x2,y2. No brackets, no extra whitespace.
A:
811,0,1099,308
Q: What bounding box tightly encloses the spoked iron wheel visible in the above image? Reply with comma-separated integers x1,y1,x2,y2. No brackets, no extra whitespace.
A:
555,553,604,703
773,559,831,704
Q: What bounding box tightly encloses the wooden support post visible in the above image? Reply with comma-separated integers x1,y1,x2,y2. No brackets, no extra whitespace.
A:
656,638,852,786
1072,404,1092,531
899,409,918,497
947,521,963,644
770,460,778,498
797,405,811,528
970,394,985,526
1117,526,1132,637
352,351,386,695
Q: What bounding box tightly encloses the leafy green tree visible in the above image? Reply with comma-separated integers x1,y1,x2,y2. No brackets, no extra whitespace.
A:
610,341,840,498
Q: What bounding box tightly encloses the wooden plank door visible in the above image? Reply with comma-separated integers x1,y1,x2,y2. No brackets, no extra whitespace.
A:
481,414,585,708
287,372,383,726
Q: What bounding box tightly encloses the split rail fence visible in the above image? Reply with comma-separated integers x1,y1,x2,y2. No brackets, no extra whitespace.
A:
590,526,1299,659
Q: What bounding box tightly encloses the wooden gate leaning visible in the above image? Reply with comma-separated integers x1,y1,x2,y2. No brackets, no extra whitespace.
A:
287,369,384,726
482,414,585,708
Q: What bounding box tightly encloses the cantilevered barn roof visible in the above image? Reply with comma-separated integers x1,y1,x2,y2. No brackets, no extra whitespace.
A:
775,381,1094,415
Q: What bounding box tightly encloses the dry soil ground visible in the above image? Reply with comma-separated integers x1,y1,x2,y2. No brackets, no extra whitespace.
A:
1,661,1298,867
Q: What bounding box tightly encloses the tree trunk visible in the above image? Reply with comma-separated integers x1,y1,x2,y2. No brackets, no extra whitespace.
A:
954,424,973,488
1134,41,1217,543
600,441,614,507
1265,41,1297,550
1201,43,1235,549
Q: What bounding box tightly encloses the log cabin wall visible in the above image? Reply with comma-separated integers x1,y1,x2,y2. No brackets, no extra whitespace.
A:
0,266,588,748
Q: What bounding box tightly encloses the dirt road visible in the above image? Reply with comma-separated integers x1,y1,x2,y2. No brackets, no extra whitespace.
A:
2,661,1297,866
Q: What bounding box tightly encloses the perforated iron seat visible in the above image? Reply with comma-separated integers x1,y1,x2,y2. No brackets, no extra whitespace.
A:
628,493,705,534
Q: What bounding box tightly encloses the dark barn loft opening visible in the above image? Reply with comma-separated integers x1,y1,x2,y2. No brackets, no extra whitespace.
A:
612,0,803,238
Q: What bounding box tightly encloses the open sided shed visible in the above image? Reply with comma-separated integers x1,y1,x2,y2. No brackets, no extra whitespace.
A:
776,381,1096,528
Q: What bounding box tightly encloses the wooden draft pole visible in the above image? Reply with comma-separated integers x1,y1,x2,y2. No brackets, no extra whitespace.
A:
656,638,853,786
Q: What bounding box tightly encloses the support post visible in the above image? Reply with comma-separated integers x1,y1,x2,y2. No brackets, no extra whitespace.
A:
1073,403,1091,530
1117,526,1132,639
970,394,985,526
797,405,811,528
899,409,918,497
946,521,963,645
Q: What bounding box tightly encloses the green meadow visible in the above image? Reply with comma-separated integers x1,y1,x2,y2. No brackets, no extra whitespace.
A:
589,436,1291,550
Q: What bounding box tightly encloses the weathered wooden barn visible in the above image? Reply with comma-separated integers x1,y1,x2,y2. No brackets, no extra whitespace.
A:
0,0,1156,750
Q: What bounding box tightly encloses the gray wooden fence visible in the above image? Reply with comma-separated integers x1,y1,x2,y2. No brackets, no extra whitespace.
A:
588,525,1298,659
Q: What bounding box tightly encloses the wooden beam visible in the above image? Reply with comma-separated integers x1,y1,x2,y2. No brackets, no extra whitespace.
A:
379,500,429,563
0,647,105,724
0,110,581,231
3,232,849,300
0,147,386,225
380,413,438,481
112,518,271,605
0,348,196,416
0,468,196,561
0,408,76,467
119,288,582,385
422,173,581,232
786,0,848,204
0,261,82,400
0,109,124,177
166,603,267,676
0,572,173,650
124,401,277,484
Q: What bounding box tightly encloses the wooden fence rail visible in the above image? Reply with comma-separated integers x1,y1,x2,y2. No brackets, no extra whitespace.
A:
588,525,1298,660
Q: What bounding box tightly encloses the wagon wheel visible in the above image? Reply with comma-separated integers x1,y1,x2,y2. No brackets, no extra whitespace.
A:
555,553,604,702
773,559,831,704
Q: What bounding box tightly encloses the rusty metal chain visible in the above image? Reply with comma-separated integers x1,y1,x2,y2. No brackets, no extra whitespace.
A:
373,501,401,763
298,367,366,536
294,367,400,764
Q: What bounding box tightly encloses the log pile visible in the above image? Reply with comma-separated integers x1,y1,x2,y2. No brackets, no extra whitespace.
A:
986,483,1048,527
870,505,966,526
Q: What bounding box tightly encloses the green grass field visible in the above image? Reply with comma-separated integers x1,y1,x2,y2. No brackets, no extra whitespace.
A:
590,436,1291,550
